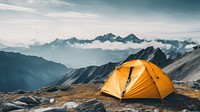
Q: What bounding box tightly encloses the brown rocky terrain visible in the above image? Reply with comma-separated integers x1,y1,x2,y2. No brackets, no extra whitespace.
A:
0,82,199,112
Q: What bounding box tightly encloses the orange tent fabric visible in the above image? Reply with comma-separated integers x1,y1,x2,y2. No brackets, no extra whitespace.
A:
101,60,175,99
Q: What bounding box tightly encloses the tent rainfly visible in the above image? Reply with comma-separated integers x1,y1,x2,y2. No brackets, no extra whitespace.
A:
101,60,175,99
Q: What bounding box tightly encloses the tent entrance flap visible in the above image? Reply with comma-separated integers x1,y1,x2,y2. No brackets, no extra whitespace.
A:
121,66,134,97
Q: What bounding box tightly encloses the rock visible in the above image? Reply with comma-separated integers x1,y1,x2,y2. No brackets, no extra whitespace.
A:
139,108,145,112
75,98,106,112
196,79,200,83
9,109,29,112
182,109,190,112
193,45,200,50
63,102,79,109
121,107,140,112
59,86,72,91
12,101,28,107
189,81,200,90
186,104,198,111
41,98,51,103
50,98,55,103
1,102,23,112
46,87,59,92
16,96,39,105
154,108,161,112
172,80,186,85
32,96,43,102
93,80,104,84
15,89,26,94
33,106,67,112
145,109,154,112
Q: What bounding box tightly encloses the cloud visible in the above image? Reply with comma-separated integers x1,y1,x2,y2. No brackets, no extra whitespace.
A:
6,19,53,24
0,3,38,13
45,11,100,19
71,40,172,50
27,0,73,6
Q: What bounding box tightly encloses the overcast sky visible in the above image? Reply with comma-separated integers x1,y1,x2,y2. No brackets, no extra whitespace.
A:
0,0,200,46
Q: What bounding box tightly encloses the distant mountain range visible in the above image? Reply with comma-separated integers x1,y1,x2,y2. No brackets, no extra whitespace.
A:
1,33,197,68
0,51,71,92
58,33,145,44
54,46,173,85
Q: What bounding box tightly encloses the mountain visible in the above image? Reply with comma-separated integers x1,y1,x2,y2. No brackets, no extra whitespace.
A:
94,33,118,42
119,46,173,68
0,51,71,92
123,34,144,43
163,47,200,81
94,33,144,43
2,33,197,68
54,46,172,85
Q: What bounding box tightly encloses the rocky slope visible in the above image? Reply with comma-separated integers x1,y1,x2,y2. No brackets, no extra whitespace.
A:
163,47,200,81
0,51,71,92
55,46,172,85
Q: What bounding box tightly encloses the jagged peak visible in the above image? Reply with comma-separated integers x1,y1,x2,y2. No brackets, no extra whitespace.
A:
123,34,143,43
144,46,155,51
125,34,138,39
67,37,78,40
103,33,116,37
94,33,117,42
51,38,64,43
154,47,162,52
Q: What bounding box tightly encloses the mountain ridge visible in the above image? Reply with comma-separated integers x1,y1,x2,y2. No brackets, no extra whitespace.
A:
0,51,71,92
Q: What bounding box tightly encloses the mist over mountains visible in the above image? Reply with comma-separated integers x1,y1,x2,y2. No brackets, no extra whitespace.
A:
1,33,197,68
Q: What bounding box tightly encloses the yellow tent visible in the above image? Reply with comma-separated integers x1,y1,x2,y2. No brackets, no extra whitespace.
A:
101,60,175,99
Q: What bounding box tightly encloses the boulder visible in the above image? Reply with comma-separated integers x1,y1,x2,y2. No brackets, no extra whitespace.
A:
50,98,55,103
63,102,79,109
1,102,23,112
12,101,28,107
40,98,51,103
121,107,140,112
59,86,72,91
15,89,26,94
196,79,200,83
154,108,161,112
144,109,154,112
75,98,106,112
186,104,198,111
46,87,59,92
182,109,190,112
32,96,43,102
193,45,200,50
16,96,39,105
189,81,200,90
33,106,67,112
172,80,186,85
